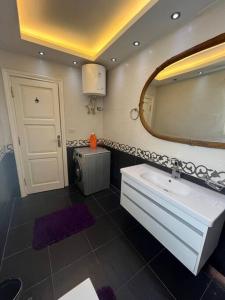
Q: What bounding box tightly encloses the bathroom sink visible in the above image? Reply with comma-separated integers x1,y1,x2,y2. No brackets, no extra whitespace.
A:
120,163,225,227
140,171,191,196
120,163,225,275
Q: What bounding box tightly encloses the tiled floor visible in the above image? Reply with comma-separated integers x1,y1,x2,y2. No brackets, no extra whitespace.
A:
0,186,225,300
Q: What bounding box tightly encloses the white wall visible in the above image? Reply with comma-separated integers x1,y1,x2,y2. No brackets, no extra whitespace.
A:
0,49,103,146
103,1,225,172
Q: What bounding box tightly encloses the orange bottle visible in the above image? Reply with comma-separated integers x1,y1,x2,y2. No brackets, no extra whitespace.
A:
89,132,97,149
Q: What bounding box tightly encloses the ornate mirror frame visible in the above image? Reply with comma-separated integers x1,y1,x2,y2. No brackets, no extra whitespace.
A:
139,33,225,149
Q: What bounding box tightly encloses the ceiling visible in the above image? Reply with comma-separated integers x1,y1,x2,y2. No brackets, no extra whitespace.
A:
17,0,158,60
0,0,219,68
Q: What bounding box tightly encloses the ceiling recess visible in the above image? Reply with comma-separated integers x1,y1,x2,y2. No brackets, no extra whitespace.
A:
16,0,158,61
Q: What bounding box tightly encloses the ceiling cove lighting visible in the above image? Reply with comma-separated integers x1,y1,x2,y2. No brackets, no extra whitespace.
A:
16,0,158,61
133,41,141,46
171,12,181,20
38,51,45,56
155,42,225,81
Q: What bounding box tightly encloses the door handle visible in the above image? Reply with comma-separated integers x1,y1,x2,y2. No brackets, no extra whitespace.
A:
57,135,61,147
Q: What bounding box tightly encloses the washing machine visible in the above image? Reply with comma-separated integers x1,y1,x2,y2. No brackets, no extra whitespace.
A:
73,147,110,195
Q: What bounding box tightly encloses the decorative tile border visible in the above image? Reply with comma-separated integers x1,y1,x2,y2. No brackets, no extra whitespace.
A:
0,146,5,161
6,144,14,153
66,139,89,147
103,139,136,155
66,139,104,147
66,138,225,186
0,144,14,162
135,147,225,184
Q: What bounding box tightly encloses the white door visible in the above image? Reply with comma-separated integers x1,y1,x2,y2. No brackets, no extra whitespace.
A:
11,77,64,194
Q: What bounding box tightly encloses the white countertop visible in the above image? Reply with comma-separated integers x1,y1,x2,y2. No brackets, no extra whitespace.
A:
121,164,225,226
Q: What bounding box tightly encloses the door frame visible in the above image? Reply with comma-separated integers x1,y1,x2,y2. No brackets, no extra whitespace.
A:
2,68,68,197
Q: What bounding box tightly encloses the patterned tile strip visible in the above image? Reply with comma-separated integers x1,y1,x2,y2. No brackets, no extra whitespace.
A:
67,138,225,185
4,139,225,185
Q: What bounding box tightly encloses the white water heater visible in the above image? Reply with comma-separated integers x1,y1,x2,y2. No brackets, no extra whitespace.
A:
82,64,106,96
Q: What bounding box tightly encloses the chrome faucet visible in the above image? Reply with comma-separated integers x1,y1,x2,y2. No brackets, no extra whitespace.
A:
171,159,182,179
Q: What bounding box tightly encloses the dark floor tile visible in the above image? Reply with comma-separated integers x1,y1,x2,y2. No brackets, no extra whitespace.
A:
0,248,50,290
21,277,54,300
5,222,33,258
84,198,106,218
56,186,106,219
150,250,210,300
69,187,89,202
53,253,108,299
125,225,164,262
95,236,145,290
11,198,47,227
94,189,114,199
11,190,73,228
28,187,72,202
202,281,225,300
45,196,71,214
85,215,120,249
67,184,79,193
109,207,139,233
71,195,105,219
110,185,121,195
116,266,173,300
49,232,92,273
96,193,120,213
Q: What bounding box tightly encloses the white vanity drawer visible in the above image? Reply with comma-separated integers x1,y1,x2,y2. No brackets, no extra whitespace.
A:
121,193,198,272
122,180,203,252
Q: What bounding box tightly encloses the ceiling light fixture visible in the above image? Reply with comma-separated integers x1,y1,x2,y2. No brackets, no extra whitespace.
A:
111,58,118,62
199,71,203,75
171,12,181,20
133,41,140,46
73,60,78,65
38,51,45,56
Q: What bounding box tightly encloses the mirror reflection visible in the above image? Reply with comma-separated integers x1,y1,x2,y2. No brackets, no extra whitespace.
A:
141,45,225,144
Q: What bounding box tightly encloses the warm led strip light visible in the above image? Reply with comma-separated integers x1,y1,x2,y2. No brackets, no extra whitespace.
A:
156,42,225,81
17,0,158,60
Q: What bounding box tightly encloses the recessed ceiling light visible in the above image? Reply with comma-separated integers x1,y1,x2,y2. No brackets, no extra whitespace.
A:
171,12,181,20
199,71,203,75
133,41,140,46
38,51,45,56
111,58,118,62
73,60,78,65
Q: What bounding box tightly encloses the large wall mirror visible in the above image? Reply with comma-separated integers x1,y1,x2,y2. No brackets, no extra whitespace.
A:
139,34,225,149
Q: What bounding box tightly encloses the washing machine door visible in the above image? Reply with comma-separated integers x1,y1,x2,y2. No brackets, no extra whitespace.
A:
74,159,82,182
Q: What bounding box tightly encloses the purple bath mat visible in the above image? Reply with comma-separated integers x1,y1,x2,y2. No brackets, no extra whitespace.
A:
33,203,95,250
97,287,116,300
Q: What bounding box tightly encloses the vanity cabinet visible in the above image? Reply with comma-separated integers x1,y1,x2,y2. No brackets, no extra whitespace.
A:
120,169,225,275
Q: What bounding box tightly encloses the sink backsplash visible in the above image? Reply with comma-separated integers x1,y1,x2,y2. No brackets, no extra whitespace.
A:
67,138,225,190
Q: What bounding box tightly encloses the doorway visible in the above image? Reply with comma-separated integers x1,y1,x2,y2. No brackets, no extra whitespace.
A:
2,70,68,197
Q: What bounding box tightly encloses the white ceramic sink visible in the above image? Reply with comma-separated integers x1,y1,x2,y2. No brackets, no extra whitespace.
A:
140,171,191,197
121,164,225,226
120,164,225,275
